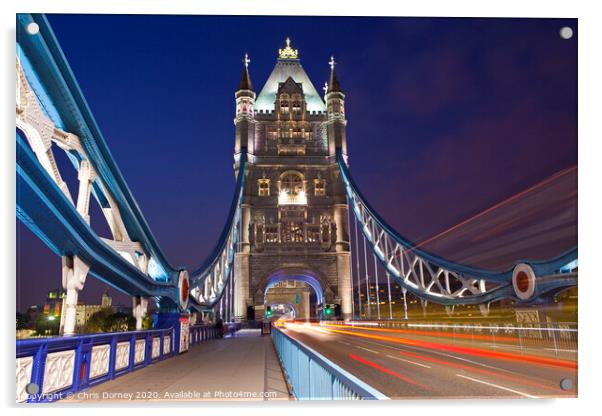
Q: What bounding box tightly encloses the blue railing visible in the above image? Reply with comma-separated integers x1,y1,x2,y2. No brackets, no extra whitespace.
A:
271,327,388,400
16,324,216,403
189,324,218,345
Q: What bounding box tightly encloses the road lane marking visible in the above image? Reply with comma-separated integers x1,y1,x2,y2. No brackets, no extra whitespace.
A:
357,337,503,370
386,354,432,369
544,348,577,353
338,341,351,346
349,353,429,390
353,337,540,377
456,374,539,398
356,346,379,354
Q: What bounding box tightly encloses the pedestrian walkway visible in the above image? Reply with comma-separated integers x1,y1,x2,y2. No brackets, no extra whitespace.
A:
63,329,291,402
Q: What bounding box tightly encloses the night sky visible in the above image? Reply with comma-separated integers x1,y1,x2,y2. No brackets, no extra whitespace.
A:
16,15,577,311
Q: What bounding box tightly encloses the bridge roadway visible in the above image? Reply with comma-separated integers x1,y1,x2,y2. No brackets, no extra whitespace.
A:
62,329,290,402
281,322,577,399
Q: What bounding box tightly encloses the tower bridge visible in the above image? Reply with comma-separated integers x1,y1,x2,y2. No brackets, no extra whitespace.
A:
16,14,578,402
234,41,352,321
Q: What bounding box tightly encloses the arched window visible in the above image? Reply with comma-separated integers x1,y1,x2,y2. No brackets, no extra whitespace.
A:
278,171,306,205
257,178,270,197
314,178,326,196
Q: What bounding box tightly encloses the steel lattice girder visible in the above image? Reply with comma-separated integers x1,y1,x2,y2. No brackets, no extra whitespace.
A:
337,151,577,305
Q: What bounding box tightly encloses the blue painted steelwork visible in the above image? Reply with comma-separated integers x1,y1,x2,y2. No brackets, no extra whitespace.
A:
17,14,179,283
17,129,175,297
188,151,246,308
337,151,577,304
16,324,216,403
271,327,388,400
16,43,65,129
16,13,246,311
189,324,217,345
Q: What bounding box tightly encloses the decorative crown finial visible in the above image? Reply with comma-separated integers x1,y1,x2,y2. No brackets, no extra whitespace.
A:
278,37,299,59
329,56,336,70
243,53,250,68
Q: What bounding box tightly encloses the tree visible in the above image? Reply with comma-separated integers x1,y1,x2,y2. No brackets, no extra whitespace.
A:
34,315,59,336
85,310,136,333
16,312,30,330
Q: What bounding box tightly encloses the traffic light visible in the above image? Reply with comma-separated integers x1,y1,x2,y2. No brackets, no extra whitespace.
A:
325,305,332,316
266,306,272,318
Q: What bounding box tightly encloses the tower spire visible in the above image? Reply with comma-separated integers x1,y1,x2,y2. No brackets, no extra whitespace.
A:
278,37,299,60
238,53,254,91
327,55,343,94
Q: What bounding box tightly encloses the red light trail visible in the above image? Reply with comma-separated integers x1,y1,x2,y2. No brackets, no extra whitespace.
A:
348,353,430,390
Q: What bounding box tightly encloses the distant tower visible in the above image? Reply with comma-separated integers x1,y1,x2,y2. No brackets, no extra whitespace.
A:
101,289,112,309
234,52,256,159
233,39,352,321
325,56,348,158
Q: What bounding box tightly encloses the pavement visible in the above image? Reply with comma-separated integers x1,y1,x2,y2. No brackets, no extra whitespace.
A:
62,329,291,402
281,322,577,400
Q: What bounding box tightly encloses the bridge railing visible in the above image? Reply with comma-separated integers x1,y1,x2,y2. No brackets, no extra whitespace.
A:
271,327,388,400
16,324,216,403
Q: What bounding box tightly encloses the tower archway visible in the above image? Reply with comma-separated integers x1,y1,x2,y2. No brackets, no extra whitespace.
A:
258,268,327,320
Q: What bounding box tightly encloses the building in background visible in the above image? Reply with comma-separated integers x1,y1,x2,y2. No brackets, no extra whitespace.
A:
34,288,132,334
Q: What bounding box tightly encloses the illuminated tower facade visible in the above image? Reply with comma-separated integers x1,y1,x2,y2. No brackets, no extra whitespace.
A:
233,39,352,320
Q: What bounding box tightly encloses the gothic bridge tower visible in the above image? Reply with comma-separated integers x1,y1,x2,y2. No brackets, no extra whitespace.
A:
233,39,352,320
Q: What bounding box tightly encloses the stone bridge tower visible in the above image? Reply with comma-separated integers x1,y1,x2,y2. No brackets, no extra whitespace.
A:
233,39,352,321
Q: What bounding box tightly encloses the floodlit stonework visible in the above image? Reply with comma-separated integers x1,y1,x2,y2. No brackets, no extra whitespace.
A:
233,40,352,320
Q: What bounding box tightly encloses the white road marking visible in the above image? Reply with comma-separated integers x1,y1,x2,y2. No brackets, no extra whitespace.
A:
487,344,526,351
386,354,431,368
456,374,539,398
356,346,380,354
338,341,351,346
349,337,530,376
544,348,577,353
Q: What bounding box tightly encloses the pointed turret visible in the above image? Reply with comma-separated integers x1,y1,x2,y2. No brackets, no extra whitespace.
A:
234,53,256,159
327,56,343,94
324,56,348,158
238,53,254,91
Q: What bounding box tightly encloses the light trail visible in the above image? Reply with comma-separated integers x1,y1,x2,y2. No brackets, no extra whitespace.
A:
322,322,521,343
395,349,564,393
348,353,429,390
319,326,577,369
409,165,577,251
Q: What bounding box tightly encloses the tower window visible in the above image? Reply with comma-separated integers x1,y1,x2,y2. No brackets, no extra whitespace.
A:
314,179,326,196
281,221,304,243
280,101,290,114
258,179,270,197
279,171,306,205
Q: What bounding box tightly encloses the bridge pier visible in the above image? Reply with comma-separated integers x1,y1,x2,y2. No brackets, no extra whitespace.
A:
132,296,149,330
337,253,353,321
59,255,89,336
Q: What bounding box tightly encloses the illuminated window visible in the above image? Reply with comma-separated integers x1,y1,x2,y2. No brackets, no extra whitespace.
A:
258,178,270,197
281,221,304,242
314,179,326,196
280,100,290,114
279,171,306,205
